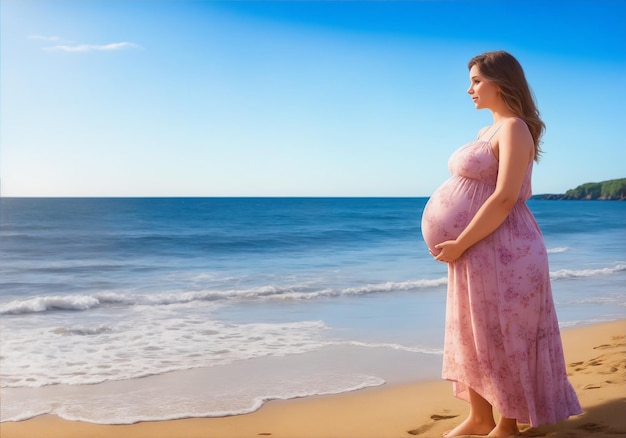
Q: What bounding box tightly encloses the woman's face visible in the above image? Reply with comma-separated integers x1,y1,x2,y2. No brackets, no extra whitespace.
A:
467,65,500,110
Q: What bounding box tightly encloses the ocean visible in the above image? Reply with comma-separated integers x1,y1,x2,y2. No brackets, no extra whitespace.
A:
1,197,625,424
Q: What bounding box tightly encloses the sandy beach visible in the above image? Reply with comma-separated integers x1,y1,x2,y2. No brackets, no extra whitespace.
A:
2,319,624,438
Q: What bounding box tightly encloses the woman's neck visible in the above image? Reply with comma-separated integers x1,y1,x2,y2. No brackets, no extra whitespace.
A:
490,109,517,125
489,100,517,124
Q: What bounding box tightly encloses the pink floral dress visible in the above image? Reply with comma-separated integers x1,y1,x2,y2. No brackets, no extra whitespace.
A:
421,134,582,426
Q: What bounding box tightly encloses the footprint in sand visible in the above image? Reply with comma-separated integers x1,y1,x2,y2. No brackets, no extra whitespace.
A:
568,361,585,372
593,339,626,350
570,355,608,374
599,366,619,375
570,344,626,394
430,414,459,420
407,413,459,435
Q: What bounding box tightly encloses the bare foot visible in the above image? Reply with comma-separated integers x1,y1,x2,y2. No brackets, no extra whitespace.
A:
488,421,520,437
442,416,496,437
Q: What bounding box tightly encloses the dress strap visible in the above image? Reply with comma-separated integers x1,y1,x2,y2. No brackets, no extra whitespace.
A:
485,122,505,141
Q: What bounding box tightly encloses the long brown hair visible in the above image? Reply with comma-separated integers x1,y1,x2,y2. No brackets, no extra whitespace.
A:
468,51,545,161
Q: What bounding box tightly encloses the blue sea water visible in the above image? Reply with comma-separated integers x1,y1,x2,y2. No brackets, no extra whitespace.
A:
1,197,625,424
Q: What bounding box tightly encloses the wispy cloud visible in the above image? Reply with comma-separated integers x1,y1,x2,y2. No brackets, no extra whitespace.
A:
44,42,141,52
28,35,141,52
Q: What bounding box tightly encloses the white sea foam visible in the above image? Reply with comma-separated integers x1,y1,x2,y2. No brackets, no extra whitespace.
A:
0,292,132,315
0,341,440,424
0,277,448,315
550,263,626,280
5,261,624,317
335,340,443,355
0,295,101,314
0,336,444,423
0,306,442,390
547,246,569,254
0,315,331,388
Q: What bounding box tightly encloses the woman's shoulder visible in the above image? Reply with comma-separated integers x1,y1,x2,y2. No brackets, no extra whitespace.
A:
496,117,535,161
503,116,530,132
498,117,533,143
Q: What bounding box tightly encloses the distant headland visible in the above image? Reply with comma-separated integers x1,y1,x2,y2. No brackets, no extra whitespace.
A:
532,178,626,200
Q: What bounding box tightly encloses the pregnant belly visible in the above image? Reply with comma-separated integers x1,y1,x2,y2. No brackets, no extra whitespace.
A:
421,179,478,255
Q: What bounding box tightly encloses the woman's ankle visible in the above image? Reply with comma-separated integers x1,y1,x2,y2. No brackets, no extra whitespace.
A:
488,418,519,437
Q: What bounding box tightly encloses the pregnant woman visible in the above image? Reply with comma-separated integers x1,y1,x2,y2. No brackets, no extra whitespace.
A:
421,51,582,437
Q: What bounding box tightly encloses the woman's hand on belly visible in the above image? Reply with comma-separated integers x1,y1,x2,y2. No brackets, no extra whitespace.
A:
432,239,467,264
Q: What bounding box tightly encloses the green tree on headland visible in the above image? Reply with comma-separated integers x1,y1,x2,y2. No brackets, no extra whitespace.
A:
600,179,626,199
536,178,626,200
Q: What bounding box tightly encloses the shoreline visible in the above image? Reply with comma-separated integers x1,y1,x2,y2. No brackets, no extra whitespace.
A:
2,319,625,438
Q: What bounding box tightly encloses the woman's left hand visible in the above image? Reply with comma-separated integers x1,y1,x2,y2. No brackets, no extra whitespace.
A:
431,240,466,264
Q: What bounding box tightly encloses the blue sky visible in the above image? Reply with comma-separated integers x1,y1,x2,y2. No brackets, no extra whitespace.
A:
1,0,624,197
